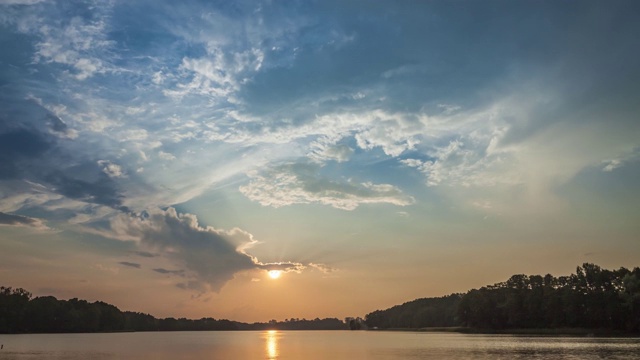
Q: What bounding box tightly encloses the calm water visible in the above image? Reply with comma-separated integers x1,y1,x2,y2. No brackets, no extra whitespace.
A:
1,331,639,359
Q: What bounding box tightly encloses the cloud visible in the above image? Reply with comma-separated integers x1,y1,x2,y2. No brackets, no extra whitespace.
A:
45,171,128,211
601,149,640,172
46,113,78,139
118,261,141,269
307,137,354,163
0,211,48,229
437,104,462,115
399,137,517,187
133,251,157,258
166,49,264,101
308,263,336,274
0,129,52,179
175,281,206,292
257,262,306,274
202,109,428,158
110,207,318,291
152,71,164,85
602,159,622,172
97,160,126,178
153,268,184,276
110,207,262,291
158,1,314,106
239,162,415,210
0,97,131,217
157,151,176,161
0,0,45,4
21,2,116,80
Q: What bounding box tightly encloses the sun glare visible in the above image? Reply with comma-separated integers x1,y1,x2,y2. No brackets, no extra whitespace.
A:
268,270,282,279
266,330,279,359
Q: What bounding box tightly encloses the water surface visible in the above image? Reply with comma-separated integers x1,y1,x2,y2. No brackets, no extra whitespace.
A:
1,331,638,359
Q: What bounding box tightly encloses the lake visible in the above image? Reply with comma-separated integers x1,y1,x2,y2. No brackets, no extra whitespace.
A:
1,331,639,359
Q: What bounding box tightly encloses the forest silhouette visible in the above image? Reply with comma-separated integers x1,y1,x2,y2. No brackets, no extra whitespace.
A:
1,263,638,334
365,263,640,333
0,288,345,333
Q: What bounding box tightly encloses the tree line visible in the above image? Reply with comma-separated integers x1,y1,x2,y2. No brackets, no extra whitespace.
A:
246,318,346,331
3,263,638,333
365,263,640,332
365,294,461,329
0,287,345,333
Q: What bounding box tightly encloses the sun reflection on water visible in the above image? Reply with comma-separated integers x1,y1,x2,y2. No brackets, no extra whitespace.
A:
265,330,279,359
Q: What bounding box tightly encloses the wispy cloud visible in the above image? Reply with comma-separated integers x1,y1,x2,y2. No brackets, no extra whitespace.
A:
152,268,184,276
601,149,640,172
0,0,46,5
133,251,157,258
118,261,141,269
240,162,415,210
308,263,337,274
34,4,114,80
0,211,48,230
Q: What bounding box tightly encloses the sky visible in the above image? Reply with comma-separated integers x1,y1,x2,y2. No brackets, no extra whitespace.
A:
0,0,639,322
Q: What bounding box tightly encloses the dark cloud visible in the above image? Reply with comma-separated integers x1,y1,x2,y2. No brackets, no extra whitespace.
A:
0,211,46,228
0,98,58,156
175,281,206,292
153,268,184,275
134,251,157,258
112,207,259,291
0,129,52,180
118,261,141,269
46,171,128,211
47,114,67,133
0,97,130,213
46,113,70,135
0,128,51,158
112,207,310,291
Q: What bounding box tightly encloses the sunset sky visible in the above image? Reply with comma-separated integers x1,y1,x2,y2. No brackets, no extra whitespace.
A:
1,0,639,322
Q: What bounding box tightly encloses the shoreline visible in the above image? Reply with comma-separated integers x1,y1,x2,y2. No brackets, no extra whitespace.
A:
371,327,640,337
2,328,639,337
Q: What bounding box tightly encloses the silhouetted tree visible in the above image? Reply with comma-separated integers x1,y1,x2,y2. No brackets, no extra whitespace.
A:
366,264,640,333
0,287,31,332
456,263,640,332
365,295,461,329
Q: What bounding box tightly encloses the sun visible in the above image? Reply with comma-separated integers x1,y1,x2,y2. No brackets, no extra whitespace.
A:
268,270,282,279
